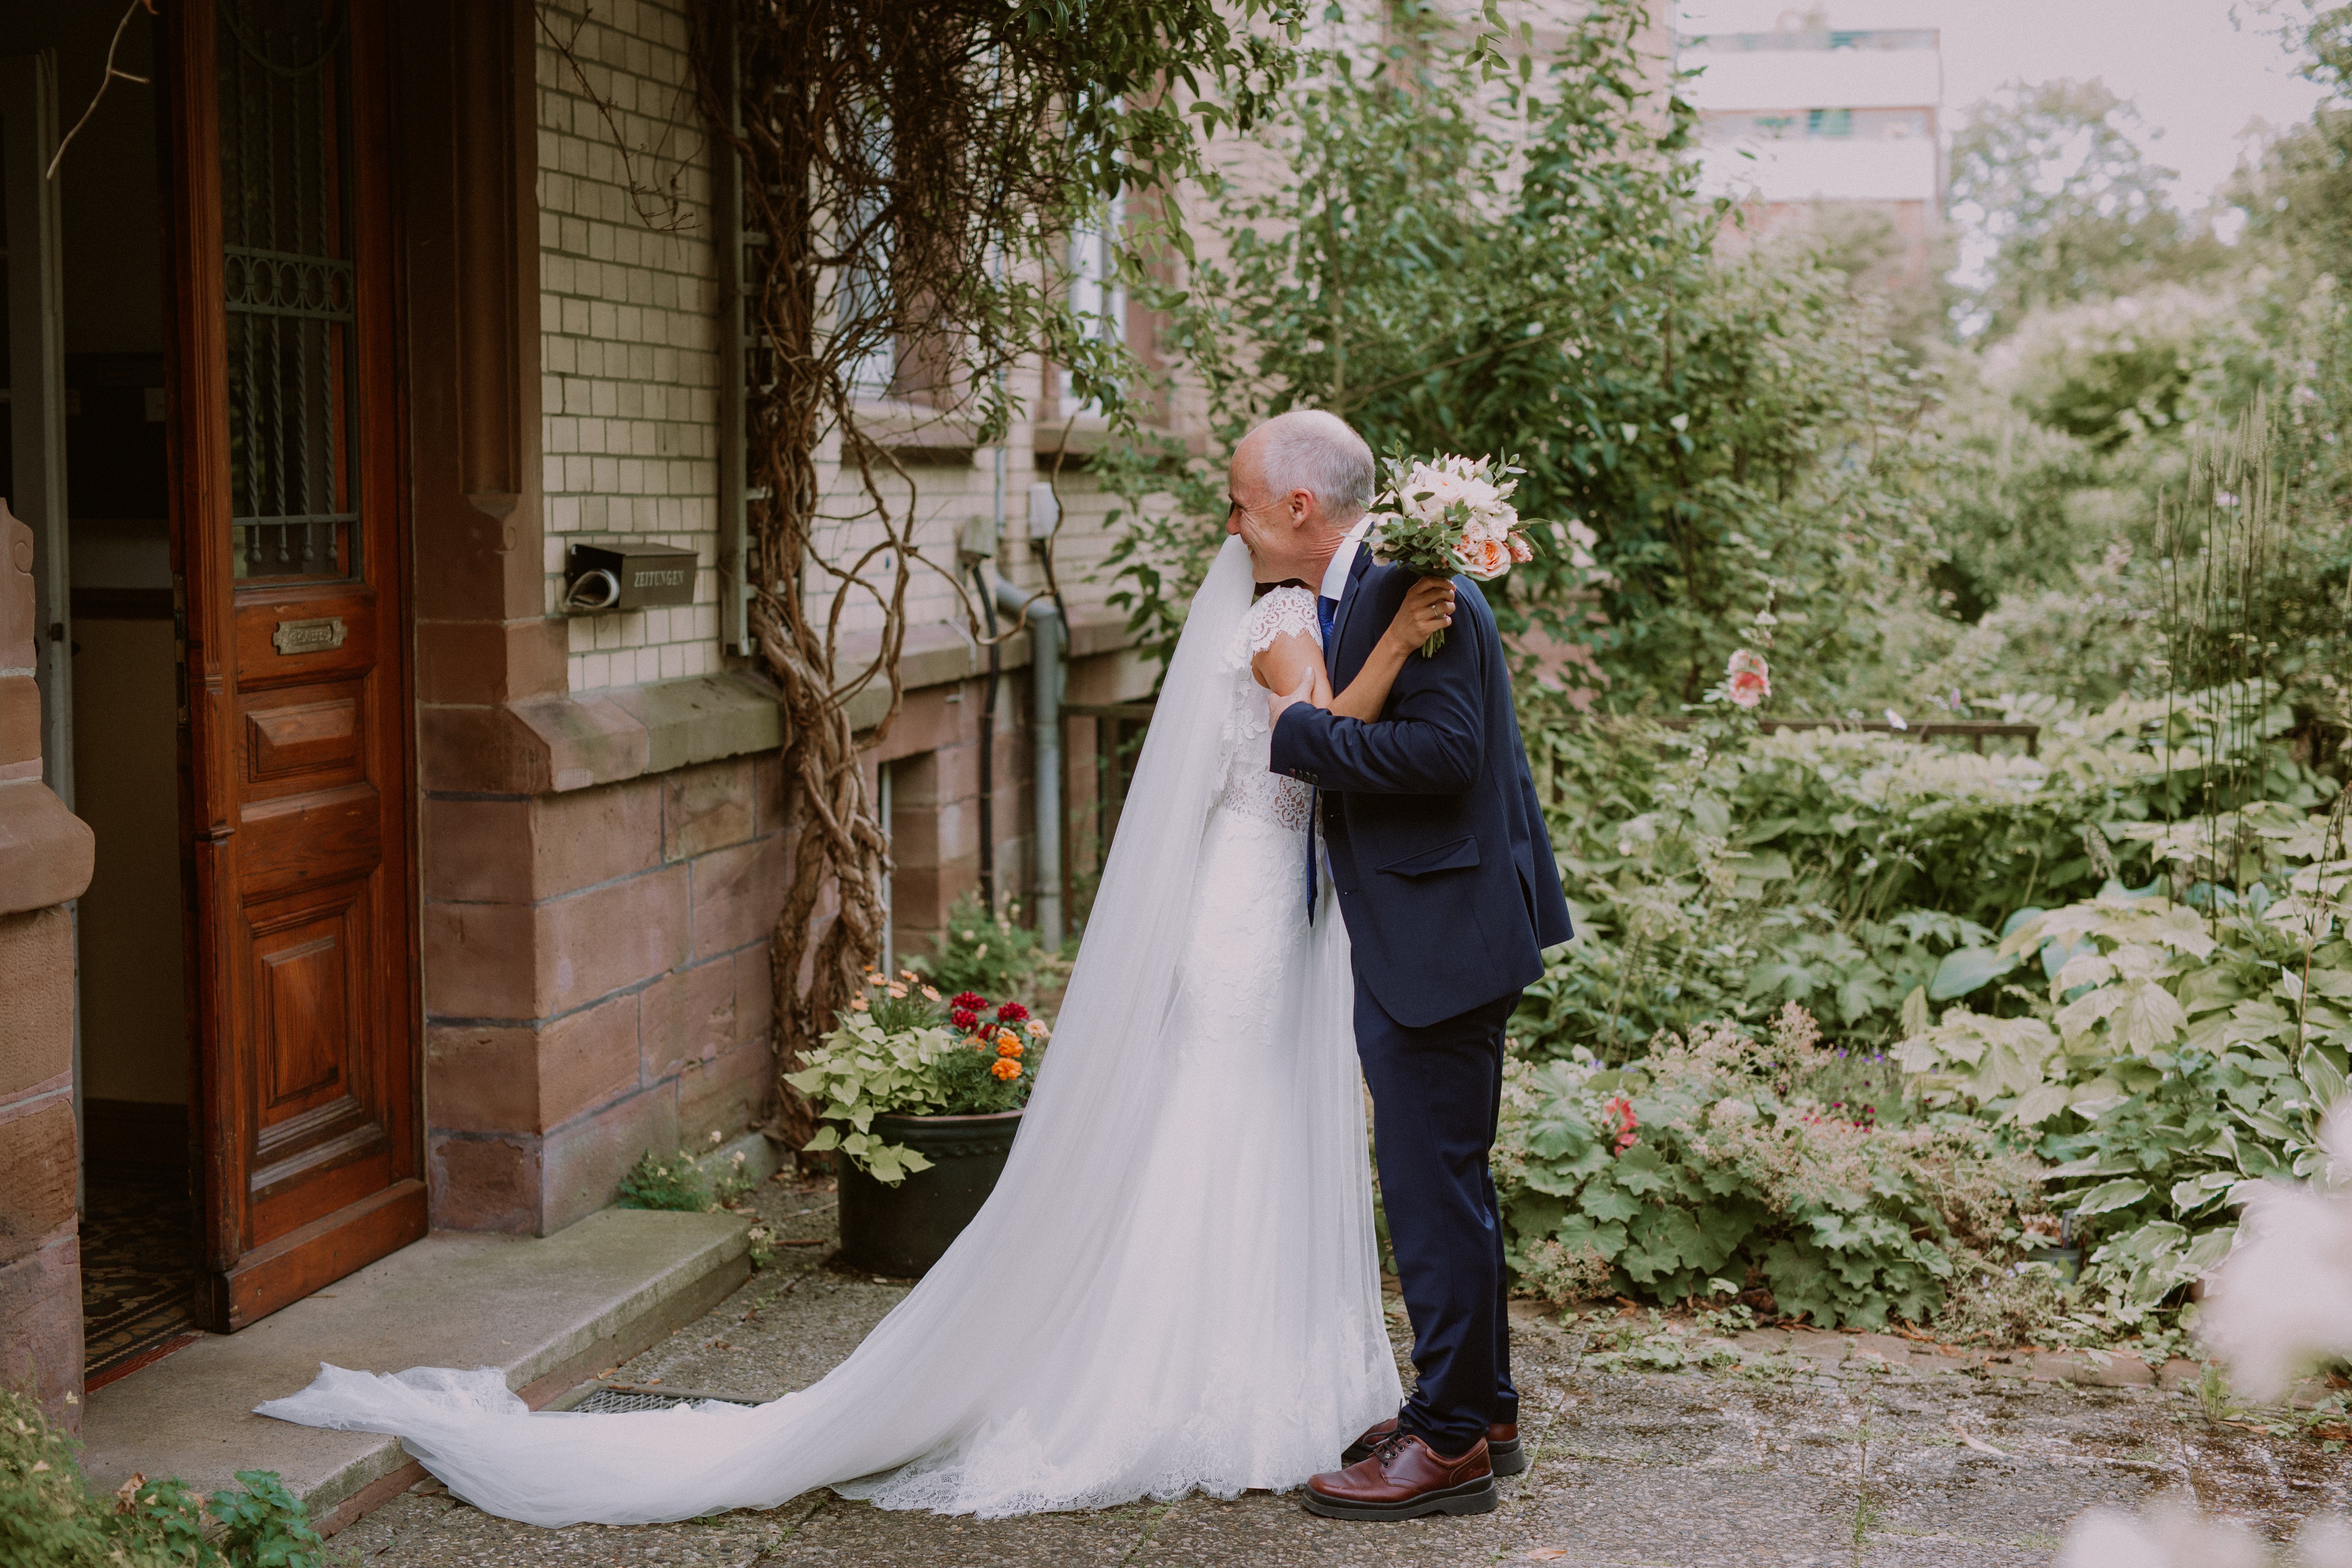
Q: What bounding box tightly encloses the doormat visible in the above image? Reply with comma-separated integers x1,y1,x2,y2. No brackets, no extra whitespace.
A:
82,1163,199,1381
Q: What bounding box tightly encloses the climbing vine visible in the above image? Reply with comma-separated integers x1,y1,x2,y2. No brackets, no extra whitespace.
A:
686,0,1300,1142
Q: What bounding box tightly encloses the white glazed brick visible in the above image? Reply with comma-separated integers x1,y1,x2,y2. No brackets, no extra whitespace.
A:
537,0,718,694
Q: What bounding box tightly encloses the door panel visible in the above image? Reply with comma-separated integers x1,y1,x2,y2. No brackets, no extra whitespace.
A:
166,0,420,1332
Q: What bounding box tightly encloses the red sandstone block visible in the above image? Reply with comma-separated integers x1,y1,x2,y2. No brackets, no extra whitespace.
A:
541,1084,680,1234
428,1132,542,1233
540,864,691,1014
0,1226,83,1433
753,754,787,836
662,759,755,861
0,907,73,1097
423,1022,539,1133
874,685,971,760
0,1099,77,1261
640,956,738,1082
677,1036,774,1146
733,944,774,1046
538,992,645,1129
421,796,534,904
532,778,663,897
0,678,39,772
690,836,787,960
420,898,538,1019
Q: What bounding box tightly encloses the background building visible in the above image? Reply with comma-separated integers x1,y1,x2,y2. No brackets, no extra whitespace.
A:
1682,16,1946,288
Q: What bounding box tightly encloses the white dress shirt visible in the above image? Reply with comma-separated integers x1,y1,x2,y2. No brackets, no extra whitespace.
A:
1320,516,1375,609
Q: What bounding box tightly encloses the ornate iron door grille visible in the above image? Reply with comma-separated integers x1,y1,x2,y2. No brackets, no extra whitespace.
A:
218,0,358,584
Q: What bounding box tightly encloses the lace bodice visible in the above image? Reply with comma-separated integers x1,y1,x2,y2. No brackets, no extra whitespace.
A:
1215,587,1319,835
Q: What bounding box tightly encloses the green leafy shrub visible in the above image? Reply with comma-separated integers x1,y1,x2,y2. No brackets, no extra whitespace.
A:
1894,799,2352,1323
1513,691,2178,1056
913,896,1062,1001
1495,1007,2045,1329
617,1151,714,1212
0,1385,322,1567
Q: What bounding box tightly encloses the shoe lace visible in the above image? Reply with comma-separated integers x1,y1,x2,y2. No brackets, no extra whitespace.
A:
1370,1431,1414,1467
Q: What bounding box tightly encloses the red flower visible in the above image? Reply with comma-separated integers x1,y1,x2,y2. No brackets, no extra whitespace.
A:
950,1008,978,1031
1604,1095,1639,1153
951,991,988,1012
994,1001,1030,1025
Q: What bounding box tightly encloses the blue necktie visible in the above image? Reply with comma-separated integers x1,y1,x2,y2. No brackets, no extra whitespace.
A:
1306,594,1339,921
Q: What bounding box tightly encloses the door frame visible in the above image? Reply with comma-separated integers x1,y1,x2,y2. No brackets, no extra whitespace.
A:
159,0,424,1332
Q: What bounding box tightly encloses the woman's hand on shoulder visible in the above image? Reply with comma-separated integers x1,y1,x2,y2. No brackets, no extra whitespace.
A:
1380,576,1456,661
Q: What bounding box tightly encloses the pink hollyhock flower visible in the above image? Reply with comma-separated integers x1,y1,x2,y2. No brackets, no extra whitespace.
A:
1725,648,1771,709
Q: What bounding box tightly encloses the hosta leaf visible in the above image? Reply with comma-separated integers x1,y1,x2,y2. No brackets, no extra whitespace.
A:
1931,947,2018,1000
2010,1082,2072,1126
2073,1178,2153,1216
2114,980,2187,1054
2303,1050,2349,1117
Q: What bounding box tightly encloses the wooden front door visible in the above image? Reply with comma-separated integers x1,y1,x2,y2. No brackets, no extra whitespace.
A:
163,0,422,1331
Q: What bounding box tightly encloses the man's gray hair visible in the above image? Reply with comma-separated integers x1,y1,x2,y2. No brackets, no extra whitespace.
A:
1251,409,1375,526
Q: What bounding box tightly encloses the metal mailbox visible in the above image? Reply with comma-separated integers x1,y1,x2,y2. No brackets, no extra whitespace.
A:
564,541,699,612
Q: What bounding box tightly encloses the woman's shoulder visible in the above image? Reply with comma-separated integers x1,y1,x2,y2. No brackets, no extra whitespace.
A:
1236,585,1320,656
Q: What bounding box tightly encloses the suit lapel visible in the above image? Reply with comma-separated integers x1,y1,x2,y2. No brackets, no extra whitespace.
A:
1326,546,1374,685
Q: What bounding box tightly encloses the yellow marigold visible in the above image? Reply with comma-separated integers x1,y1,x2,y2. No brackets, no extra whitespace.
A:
989,1057,1022,1081
996,1037,1024,1059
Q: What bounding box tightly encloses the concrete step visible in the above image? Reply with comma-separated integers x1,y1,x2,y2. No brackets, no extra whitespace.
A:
79,1207,752,1533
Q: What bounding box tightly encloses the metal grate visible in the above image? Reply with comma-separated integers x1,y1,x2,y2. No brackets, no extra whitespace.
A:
217,0,360,583
564,1387,762,1415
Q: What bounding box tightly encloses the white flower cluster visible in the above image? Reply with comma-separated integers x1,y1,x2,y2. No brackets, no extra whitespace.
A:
1394,456,1530,557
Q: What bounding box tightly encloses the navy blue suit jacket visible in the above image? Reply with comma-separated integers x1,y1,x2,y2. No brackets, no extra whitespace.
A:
1267,549,1573,1028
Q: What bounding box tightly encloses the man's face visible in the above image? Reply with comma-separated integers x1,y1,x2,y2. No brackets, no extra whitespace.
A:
1225,440,1290,568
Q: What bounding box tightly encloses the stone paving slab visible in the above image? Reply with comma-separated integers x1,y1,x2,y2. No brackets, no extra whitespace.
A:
82,1208,750,1527
328,1174,2352,1566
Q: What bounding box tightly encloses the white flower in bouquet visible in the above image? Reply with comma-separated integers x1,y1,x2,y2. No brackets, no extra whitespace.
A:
1369,451,1551,653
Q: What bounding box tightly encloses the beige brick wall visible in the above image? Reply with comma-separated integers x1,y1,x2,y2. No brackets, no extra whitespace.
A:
534,0,723,694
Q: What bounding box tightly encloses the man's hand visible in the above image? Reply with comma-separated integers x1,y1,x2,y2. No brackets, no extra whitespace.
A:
1267,666,1325,732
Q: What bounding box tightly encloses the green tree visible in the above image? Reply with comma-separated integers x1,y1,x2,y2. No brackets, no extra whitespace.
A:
1105,0,1938,709
1949,80,2223,341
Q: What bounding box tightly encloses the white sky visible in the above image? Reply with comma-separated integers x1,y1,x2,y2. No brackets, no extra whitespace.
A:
1671,1,2335,210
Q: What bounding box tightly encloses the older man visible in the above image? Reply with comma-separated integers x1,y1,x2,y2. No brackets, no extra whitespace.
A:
1227,409,1574,1521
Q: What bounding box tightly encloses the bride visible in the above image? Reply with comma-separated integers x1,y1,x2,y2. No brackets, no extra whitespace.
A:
258,414,1460,1527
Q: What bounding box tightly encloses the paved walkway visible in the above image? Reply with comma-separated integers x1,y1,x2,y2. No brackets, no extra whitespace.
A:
332,1175,2351,1567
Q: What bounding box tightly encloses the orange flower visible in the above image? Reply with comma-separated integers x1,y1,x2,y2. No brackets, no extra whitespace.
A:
989,1057,1022,1081
996,1037,1024,1059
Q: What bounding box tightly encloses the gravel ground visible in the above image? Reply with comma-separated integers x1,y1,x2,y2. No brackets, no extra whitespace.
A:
330,1173,2351,1567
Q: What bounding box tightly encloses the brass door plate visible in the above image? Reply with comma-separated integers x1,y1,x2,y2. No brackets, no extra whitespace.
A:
271,616,348,655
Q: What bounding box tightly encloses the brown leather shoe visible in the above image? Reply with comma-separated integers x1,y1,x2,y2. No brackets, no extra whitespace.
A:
1343,1417,1523,1476
1303,1433,1497,1520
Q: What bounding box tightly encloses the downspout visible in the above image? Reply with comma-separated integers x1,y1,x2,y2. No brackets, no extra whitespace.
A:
992,569,1063,948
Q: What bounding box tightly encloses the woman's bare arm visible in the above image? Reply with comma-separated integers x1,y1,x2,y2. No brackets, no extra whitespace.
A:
1325,577,1455,721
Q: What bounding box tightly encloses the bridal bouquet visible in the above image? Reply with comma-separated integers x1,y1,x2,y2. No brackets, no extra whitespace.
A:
1368,452,1540,655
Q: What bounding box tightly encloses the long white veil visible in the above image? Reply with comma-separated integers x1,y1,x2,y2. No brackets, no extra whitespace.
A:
257,535,1393,1526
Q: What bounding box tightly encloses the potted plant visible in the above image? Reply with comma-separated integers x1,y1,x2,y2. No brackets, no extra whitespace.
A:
787,969,1052,1277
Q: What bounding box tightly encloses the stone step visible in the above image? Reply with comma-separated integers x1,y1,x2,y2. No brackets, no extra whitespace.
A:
79,1207,752,1534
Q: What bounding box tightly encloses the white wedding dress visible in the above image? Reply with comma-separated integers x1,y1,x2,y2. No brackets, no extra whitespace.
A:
256,538,1401,1526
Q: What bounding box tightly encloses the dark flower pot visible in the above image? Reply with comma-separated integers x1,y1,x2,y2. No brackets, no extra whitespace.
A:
834,1109,1022,1278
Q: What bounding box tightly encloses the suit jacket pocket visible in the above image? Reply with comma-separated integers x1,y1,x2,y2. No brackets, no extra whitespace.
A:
1377,834,1480,878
